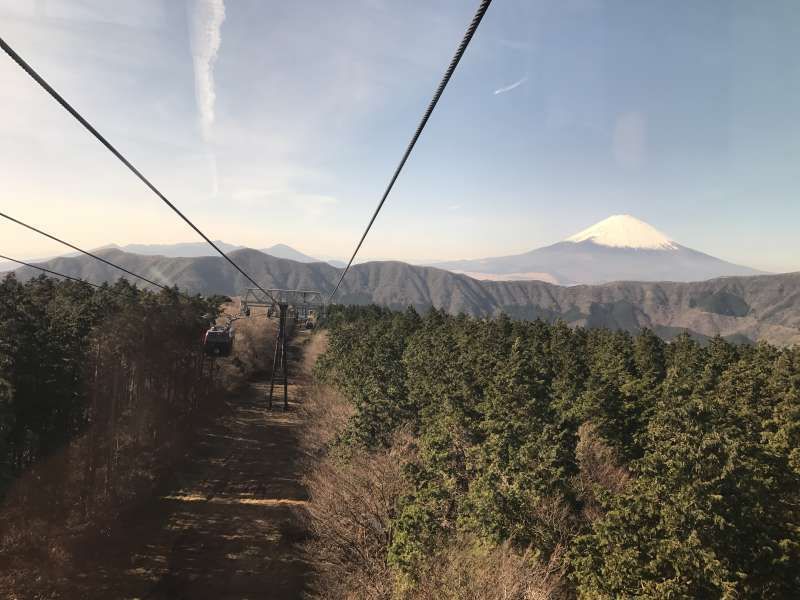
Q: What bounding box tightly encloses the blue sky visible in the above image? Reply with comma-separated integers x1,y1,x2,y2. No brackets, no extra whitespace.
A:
1,0,798,272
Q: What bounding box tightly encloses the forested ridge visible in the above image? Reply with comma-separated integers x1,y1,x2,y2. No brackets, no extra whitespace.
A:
10,248,800,346
1,271,323,599
0,273,246,584
0,274,223,492
2,274,799,598
305,306,800,598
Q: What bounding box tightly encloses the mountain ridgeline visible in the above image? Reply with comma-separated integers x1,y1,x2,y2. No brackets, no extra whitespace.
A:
434,240,762,286
433,215,763,285
8,247,800,346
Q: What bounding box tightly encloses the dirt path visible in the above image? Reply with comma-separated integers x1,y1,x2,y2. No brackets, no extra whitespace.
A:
46,336,314,600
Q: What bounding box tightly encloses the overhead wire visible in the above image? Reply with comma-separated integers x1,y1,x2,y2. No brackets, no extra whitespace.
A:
0,36,278,305
1,253,192,303
328,0,493,302
0,252,101,288
0,210,170,290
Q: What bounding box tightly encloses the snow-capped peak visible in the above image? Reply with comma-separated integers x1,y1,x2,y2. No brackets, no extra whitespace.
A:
565,214,678,250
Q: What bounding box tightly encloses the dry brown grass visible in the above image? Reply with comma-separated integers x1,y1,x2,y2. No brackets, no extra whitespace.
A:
215,303,277,393
298,384,353,459
298,331,402,599
303,437,411,600
300,330,329,378
408,539,567,600
296,332,352,460
232,312,276,373
573,422,631,522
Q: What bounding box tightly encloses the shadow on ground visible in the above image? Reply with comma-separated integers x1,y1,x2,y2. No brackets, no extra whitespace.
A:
44,360,312,599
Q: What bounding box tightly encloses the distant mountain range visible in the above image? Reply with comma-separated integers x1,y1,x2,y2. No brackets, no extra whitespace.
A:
116,240,242,257
1,215,763,286
433,215,763,285
117,241,324,263
6,248,799,346
0,241,343,273
115,242,351,267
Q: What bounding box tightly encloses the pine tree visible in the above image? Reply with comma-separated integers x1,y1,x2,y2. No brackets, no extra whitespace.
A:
572,389,800,598
464,338,577,556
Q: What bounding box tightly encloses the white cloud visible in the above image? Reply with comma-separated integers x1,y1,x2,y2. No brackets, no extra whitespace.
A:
494,75,528,96
188,0,225,141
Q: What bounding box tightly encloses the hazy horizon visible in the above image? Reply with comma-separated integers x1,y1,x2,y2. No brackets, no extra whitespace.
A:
0,212,793,276
2,1,800,273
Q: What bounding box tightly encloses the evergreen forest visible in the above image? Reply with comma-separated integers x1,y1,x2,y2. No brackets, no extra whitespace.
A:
0,275,231,550
305,305,800,598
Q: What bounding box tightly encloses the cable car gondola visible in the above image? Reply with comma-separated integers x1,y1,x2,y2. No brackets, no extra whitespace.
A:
203,325,234,357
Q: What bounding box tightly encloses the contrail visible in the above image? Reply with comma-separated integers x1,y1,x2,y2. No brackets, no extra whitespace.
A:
188,0,226,140
494,75,527,95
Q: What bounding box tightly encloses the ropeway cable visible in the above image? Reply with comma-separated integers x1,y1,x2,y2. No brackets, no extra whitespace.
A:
328,0,493,302
0,211,169,290
0,252,101,287
0,36,278,305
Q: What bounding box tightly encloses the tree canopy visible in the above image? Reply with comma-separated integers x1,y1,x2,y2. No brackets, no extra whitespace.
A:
315,305,800,598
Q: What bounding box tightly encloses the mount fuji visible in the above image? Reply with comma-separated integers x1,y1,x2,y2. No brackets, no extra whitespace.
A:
433,215,763,285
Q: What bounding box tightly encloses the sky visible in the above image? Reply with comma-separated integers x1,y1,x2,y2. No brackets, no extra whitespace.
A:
1,0,799,273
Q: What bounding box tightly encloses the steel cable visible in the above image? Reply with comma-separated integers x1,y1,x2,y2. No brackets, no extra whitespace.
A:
0,211,169,290
0,36,277,304
328,0,493,301
0,252,101,287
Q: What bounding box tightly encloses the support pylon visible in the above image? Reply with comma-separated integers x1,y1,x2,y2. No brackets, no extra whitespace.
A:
268,303,289,410
242,288,323,411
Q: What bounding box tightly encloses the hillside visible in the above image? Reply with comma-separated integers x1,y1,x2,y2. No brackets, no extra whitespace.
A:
0,242,326,273
9,248,800,346
308,308,800,597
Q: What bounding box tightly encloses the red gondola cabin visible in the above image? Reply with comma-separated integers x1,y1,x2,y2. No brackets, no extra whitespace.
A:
203,326,233,357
